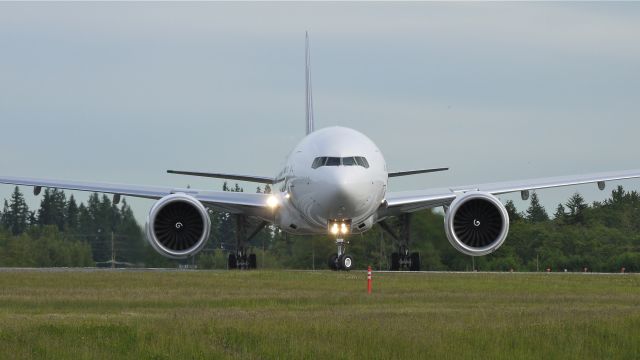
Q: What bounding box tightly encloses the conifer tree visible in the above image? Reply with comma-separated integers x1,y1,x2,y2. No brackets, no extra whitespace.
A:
84,193,109,261
504,200,523,222
37,188,53,226
554,203,566,221
114,198,144,264
77,203,92,236
28,211,37,226
1,200,10,230
52,189,67,230
65,195,79,230
565,193,587,224
526,193,549,223
37,188,66,231
4,187,30,235
609,185,625,205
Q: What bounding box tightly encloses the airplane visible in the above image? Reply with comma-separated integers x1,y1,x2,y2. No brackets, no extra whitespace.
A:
2,33,640,271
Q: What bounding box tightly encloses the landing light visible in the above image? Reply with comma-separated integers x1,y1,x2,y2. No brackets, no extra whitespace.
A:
329,221,350,235
267,195,280,209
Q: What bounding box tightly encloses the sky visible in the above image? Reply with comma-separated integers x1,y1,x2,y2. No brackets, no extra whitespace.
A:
0,2,639,223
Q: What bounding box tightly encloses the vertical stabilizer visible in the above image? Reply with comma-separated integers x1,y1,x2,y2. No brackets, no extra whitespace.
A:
305,32,314,135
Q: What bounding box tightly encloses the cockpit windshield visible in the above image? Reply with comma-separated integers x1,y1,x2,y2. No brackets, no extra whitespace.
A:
326,157,341,166
341,157,356,166
311,156,369,169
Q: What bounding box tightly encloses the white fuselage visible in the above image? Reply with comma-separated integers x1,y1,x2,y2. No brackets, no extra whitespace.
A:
274,126,388,235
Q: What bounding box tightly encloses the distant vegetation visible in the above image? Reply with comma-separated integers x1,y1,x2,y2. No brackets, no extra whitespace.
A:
0,184,639,272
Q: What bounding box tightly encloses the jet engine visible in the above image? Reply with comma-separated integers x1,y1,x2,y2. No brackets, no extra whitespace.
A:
146,194,211,259
444,192,509,256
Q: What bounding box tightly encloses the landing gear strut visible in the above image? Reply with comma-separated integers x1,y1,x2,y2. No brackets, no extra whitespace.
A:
380,213,421,271
328,237,353,271
227,215,266,270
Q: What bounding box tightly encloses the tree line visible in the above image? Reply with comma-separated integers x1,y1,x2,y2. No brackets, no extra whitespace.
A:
0,186,156,267
0,184,638,272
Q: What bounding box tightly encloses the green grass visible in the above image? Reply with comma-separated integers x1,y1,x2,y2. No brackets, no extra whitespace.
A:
0,270,638,359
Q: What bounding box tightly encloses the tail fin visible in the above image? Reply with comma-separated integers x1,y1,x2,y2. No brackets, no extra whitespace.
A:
305,32,314,135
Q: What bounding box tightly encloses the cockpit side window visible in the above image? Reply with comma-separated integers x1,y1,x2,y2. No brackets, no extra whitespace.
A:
355,157,370,168
311,157,326,169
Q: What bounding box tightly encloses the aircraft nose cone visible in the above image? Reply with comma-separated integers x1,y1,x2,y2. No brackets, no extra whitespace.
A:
328,182,357,209
321,173,372,219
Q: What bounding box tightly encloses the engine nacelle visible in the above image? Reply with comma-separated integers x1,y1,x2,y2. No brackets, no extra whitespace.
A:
444,192,509,256
145,193,211,259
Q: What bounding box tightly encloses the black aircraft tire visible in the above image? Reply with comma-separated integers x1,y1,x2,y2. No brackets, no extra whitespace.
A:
410,252,421,271
390,252,400,271
228,253,237,270
340,254,354,271
248,254,257,269
328,253,339,270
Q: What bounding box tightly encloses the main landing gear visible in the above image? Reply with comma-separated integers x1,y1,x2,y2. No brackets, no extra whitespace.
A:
227,215,267,270
228,250,257,270
389,246,421,271
328,237,354,271
379,213,421,271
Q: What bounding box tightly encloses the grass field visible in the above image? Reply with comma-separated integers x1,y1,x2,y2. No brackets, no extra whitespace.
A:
0,270,638,360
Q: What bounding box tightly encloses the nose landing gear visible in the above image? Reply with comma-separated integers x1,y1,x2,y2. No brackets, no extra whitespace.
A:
327,220,353,271
328,237,353,271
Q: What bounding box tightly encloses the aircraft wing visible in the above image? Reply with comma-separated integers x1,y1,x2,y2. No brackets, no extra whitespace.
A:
381,169,640,216
388,167,448,177
0,175,274,218
166,170,278,184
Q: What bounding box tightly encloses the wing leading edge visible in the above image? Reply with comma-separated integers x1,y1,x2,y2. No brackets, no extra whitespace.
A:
382,169,640,216
0,175,275,219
